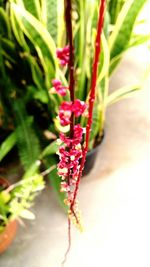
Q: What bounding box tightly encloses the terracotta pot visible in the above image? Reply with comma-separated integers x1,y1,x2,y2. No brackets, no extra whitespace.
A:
0,220,17,254
0,177,18,254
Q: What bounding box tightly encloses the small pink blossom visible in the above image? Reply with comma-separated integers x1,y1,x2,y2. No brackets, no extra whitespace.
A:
60,182,70,192
58,100,87,126
60,133,71,146
72,99,87,117
69,147,82,160
59,101,72,126
74,124,84,142
52,79,67,96
59,132,82,147
56,45,70,66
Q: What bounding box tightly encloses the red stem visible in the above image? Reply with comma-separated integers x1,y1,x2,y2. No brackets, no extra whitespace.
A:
71,0,106,211
64,0,75,138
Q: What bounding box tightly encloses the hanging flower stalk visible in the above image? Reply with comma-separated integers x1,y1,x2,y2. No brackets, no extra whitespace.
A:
53,0,87,232
52,0,106,264
70,0,106,216
53,0,106,240
54,0,106,226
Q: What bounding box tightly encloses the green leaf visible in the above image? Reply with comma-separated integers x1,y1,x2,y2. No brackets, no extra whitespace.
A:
54,118,70,133
40,0,57,42
56,0,65,47
0,132,17,162
26,85,49,104
11,2,57,80
97,32,110,85
40,140,59,159
75,0,98,100
109,0,148,73
22,0,41,19
28,57,45,90
23,160,41,179
0,37,17,64
0,7,11,38
109,0,125,24
44,156,67,212
90,103,100,142
13,100,40,171
128,34,150,48
10,4,29,49
106,84,141,106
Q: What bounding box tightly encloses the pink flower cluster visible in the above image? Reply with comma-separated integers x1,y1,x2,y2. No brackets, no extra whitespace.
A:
56,45,70,66
52,79,68,96
57,124,83,194
59,100,87,126
51,46,70,97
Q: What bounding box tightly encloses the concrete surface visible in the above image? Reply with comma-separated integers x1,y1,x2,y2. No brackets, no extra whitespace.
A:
1,5,150,267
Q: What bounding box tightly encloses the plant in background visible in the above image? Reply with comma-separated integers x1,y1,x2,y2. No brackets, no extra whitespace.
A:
0,160,46,253
2,163,56,228
0,0,149,226
0,165,45,231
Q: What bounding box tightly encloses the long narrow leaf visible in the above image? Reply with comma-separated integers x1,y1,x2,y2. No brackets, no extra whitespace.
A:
40,0,57,42
11,3,57,80
97,32,110,85
0,7,11,38
44,156,67,211
0,132,17,161
22,0,41,19
40,140,59,159
109,0,148,73
128,34,150,48
106,84,140,106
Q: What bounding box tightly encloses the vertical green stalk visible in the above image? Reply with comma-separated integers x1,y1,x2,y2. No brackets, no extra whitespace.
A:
76,0,86,100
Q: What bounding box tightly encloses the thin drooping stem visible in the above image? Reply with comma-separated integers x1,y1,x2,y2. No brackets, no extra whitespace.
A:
64,0,75,138
71,0,106,211
61,218,71,267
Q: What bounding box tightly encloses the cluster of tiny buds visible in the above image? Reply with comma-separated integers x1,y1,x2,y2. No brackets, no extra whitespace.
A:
56,45,70,66
57,124,84,191
59,100,87,126
52,79,68,96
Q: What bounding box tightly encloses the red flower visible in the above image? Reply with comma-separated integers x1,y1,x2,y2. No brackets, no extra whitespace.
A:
52,79,67,96
56,45,70,66
72,99,87,117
